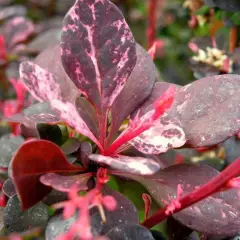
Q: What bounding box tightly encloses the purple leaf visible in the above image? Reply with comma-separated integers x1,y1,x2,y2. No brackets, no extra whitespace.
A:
61,0,137,111
170,74,240,147
78,141,92,168
108,44,156,142
40,173,91,192
0,5,26,21
118,164,240,236
4,17,34,49
34,44,79,102
75,96,99,138
89,154,160,175
20,61,64,102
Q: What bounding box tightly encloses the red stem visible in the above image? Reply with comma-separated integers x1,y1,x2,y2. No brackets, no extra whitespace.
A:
147,0,158,48
229,27,237,53
142,157,240,229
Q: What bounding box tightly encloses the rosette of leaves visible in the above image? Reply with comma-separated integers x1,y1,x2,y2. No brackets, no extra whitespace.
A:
5,0,240,239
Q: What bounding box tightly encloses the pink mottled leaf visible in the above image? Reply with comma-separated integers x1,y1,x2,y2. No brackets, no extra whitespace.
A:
0,5,26,21
116,164,240,236
20,61,64,102
50,100,102,149
61,0,137,111
89,154,160,175
40,173,91,192
34,44,79,102
129,116,186,154
3,17,34,49
108,44,156,142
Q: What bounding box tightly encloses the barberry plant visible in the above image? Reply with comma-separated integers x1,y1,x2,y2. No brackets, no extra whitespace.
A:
3,0,240,239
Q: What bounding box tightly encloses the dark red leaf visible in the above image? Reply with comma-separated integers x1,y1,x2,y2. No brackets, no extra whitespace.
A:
108,44,156,142
89,154,160,175
40,173,91,192
34,44,79,102
117,164,240,236
12,140,84,210
61,0,137,111
3,17,34,49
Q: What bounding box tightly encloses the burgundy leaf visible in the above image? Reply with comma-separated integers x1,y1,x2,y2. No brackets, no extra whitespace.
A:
108,44,156,142
0,5,26,21
40,173,91,192
75,96,99,138
61,0,137,111
117,164,240,236
89,154,160,175
20,61,64,102
34,44,79,102
170,74,240,147
12,140,84,210
4,17,34,49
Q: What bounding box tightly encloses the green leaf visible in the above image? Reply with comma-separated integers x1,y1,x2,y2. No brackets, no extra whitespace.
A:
195,5,210,15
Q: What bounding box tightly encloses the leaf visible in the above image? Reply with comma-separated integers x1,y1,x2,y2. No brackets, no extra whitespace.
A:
91,186,139,234
42,190,68,206
20,61,64,102
27,28,61,53
3,17,34,49
0,5,26,21
12,140,84,209
78,141,92,168
89,154,161,175
34,44,79,102
108,44,156,142
0,134,24,168
61,138,81,155
2,178,16,198
61,0,137,111
119,164,240,236
4,195,49,233
106,223,155,240
7,102,61,128
75,96,99,138
40,173,91,192
170,74,240,147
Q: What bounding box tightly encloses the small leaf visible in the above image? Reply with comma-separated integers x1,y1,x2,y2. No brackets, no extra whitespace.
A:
42,190,68,206
0,134,24,168
3,17,34,49
108,44,156,141
61,0,137,111
4,195,49,233
78,141,92,168
12,140,84,209
2,178,16,197
40,173,91,192
106,223,155,240
0,5,26,21
61,138,81,155
89,154,161,175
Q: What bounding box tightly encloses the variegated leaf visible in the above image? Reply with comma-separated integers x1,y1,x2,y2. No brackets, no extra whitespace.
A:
89,154,160,175
61,0,137,111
